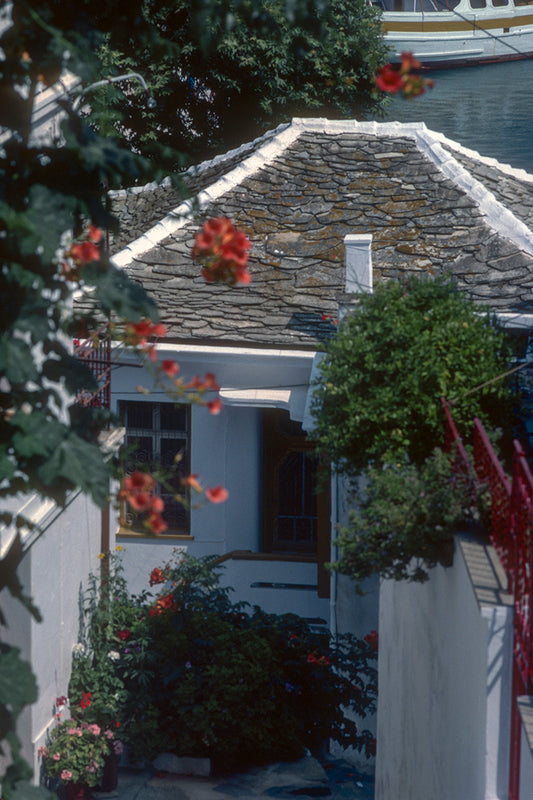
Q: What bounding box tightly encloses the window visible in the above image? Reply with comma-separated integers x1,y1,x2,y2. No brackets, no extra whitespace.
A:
119,400,190,534
262,409,331,597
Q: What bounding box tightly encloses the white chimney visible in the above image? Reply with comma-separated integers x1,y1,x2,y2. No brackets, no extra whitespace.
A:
344,234,373,294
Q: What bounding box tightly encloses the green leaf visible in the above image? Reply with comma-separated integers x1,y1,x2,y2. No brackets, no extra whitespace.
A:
83,262,159,321
10,412,66,459
37,432,110,508
42,354,98,394
0,338,39,384
0,646,38,721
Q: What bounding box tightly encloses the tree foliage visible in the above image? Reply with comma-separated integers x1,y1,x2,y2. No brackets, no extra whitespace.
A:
330,448,482,585
312,276,517,587
312,276,514,476
93,0,389,163
0,3,182,796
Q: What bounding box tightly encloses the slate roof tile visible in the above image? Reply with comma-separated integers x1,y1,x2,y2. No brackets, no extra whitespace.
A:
106,119,533,349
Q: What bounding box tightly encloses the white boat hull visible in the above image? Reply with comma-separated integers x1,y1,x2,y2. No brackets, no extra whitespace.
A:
382,1,533,66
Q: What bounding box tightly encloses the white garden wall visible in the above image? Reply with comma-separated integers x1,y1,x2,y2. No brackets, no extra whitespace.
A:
376,530,513,800
0,490,103,781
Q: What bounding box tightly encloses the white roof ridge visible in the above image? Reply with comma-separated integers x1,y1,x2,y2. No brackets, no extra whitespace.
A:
112,117,533,269
410,127,533,257
112,120,303,268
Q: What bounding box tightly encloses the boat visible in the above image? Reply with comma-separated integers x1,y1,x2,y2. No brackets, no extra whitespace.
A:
378,0,533,67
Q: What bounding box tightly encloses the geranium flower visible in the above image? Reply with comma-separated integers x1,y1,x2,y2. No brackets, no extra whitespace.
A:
364,630,379,651
88,724,101,736
205,485,229,504
79,692,92,709
61,770,72,781
117,629,131,640
151,495,165,513
149,567,166,586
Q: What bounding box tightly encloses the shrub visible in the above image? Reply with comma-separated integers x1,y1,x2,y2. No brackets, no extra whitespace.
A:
330,447,483,586
126,553,378,772
312,276,514,475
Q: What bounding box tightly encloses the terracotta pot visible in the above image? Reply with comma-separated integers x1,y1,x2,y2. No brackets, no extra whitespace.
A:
64,782,92,800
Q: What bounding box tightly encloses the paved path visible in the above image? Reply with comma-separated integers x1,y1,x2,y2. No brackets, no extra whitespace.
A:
96,756,374,800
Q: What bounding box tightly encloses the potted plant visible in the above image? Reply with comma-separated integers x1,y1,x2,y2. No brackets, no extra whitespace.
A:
38,699,119,800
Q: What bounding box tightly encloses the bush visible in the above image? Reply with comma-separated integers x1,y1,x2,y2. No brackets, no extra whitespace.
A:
330,448,483,586
312,276,514,475
122,553,377,771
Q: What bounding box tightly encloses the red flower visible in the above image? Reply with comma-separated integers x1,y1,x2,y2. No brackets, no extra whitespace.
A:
70,240,100,264
182,474,202,492
55,695,68,707
202,373,219,391
192,217,252,286
147,512,168,535
159,594,175,610
79,692,92,709
162,359,179,377
117,630,131,640
207,398,223,415
125,319,167,351
123,472,155,494
127,491,153,512
151,495,165,513
375,53,433,99
399,51,422,71
149,567,166,586
375,64,403,94
205,485,229,504
88,225,103,243
364,630,379,651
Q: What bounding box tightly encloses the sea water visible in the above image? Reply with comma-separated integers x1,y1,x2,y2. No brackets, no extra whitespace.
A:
374,59,533,174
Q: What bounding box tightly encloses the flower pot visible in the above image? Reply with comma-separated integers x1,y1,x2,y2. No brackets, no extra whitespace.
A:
64,783,92,800
97,751,120,792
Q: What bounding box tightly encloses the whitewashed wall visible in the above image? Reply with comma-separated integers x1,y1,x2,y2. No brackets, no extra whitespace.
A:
0,490,103,781
376,531,513,800
519,697,533,800
113,344,331,623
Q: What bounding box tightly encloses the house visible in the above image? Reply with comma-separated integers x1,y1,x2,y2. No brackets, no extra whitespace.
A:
8,115,533,790
106,117,533,624
102,117,533,788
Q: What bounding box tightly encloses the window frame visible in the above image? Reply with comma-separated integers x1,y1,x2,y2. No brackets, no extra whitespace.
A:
262,409,331,597
118,399,192,539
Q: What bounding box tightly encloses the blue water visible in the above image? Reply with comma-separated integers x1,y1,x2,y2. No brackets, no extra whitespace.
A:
375,59,533,174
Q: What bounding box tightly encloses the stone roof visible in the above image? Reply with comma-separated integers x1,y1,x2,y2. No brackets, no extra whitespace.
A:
109,118,533,350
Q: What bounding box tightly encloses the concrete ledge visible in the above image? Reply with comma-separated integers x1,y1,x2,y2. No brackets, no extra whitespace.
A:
518,695,533,755
456,528,513,609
